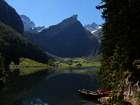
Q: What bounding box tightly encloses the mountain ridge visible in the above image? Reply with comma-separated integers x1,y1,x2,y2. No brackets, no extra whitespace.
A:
84,23,103,43
23,15,99,57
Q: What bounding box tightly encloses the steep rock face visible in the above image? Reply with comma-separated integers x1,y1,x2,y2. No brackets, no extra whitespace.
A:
84,22,98,32
84,23,103,55
21,15,45,33
90,27,103,43
20,15,35,32
0,0,24,33
25,15,99,57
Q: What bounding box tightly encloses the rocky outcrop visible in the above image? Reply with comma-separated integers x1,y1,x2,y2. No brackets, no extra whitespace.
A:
123,74,140,105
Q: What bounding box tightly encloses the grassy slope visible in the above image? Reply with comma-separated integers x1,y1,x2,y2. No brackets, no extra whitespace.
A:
10,57,101,75
11,58,49,76
58,57,101,70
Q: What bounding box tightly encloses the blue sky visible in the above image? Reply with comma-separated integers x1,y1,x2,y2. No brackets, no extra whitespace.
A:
6,0,104,27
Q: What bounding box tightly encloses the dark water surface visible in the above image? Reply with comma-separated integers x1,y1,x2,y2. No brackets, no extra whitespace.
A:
17,71,99,105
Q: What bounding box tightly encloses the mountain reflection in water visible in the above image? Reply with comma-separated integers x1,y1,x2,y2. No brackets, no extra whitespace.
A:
21,73,98,105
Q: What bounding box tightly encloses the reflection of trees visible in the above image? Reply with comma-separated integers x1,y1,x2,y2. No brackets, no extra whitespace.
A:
0,54,5,89
67,60,73,72
0,54,21,89
76,63,82,68
48,59,59,72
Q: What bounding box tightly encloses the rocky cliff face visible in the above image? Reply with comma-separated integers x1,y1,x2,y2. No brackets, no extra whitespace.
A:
85,23,103,43
24,15,99,57
0,0,24,33
21,15,45,33
84,22,98,32
20,15,35,32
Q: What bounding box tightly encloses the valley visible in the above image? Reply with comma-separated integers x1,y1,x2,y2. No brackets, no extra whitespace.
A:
1,0,139,105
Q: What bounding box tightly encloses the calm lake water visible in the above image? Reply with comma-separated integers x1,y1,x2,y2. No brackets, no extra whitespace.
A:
17,68,99,105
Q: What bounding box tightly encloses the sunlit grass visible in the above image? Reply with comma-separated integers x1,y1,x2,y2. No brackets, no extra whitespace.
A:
10,57,101,75
57,58,101,71
11,58,49,76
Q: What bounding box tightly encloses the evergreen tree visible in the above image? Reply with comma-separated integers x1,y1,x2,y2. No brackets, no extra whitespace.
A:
97,0,140,87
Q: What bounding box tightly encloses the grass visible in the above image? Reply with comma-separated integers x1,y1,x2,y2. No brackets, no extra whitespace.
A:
10,58,49,76
10,57,101,75
81,61,101,67
57,58,101,71
20,58,47,66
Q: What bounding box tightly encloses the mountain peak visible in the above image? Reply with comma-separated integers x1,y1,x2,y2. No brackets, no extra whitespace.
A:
84,22,98,31
61,15,78,25
70,14,78,20
20,15,35,31
41,15,80,35
24,15,99,57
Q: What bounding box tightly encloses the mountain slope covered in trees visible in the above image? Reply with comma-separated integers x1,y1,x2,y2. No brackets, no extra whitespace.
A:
0,21,50,65
0,0,52,72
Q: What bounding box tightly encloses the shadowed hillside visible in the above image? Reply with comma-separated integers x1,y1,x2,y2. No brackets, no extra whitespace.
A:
0,0,24,33
0,0,52,72
23,15,99,57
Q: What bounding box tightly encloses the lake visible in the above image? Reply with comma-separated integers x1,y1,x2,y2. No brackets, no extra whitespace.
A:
15,68,99,105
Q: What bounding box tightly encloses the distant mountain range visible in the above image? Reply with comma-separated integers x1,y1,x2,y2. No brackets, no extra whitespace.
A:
84,22,98,32
22,15,100,57
84,23,103,43
21,15,45,33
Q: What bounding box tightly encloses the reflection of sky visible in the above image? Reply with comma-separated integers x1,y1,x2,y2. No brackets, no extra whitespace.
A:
6,0,104,27
23,98,49,105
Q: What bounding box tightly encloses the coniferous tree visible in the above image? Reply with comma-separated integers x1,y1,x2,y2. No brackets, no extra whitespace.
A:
97,0,140,87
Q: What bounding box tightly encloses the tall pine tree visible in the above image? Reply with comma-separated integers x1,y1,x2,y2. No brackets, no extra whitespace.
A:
97,0,140,87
